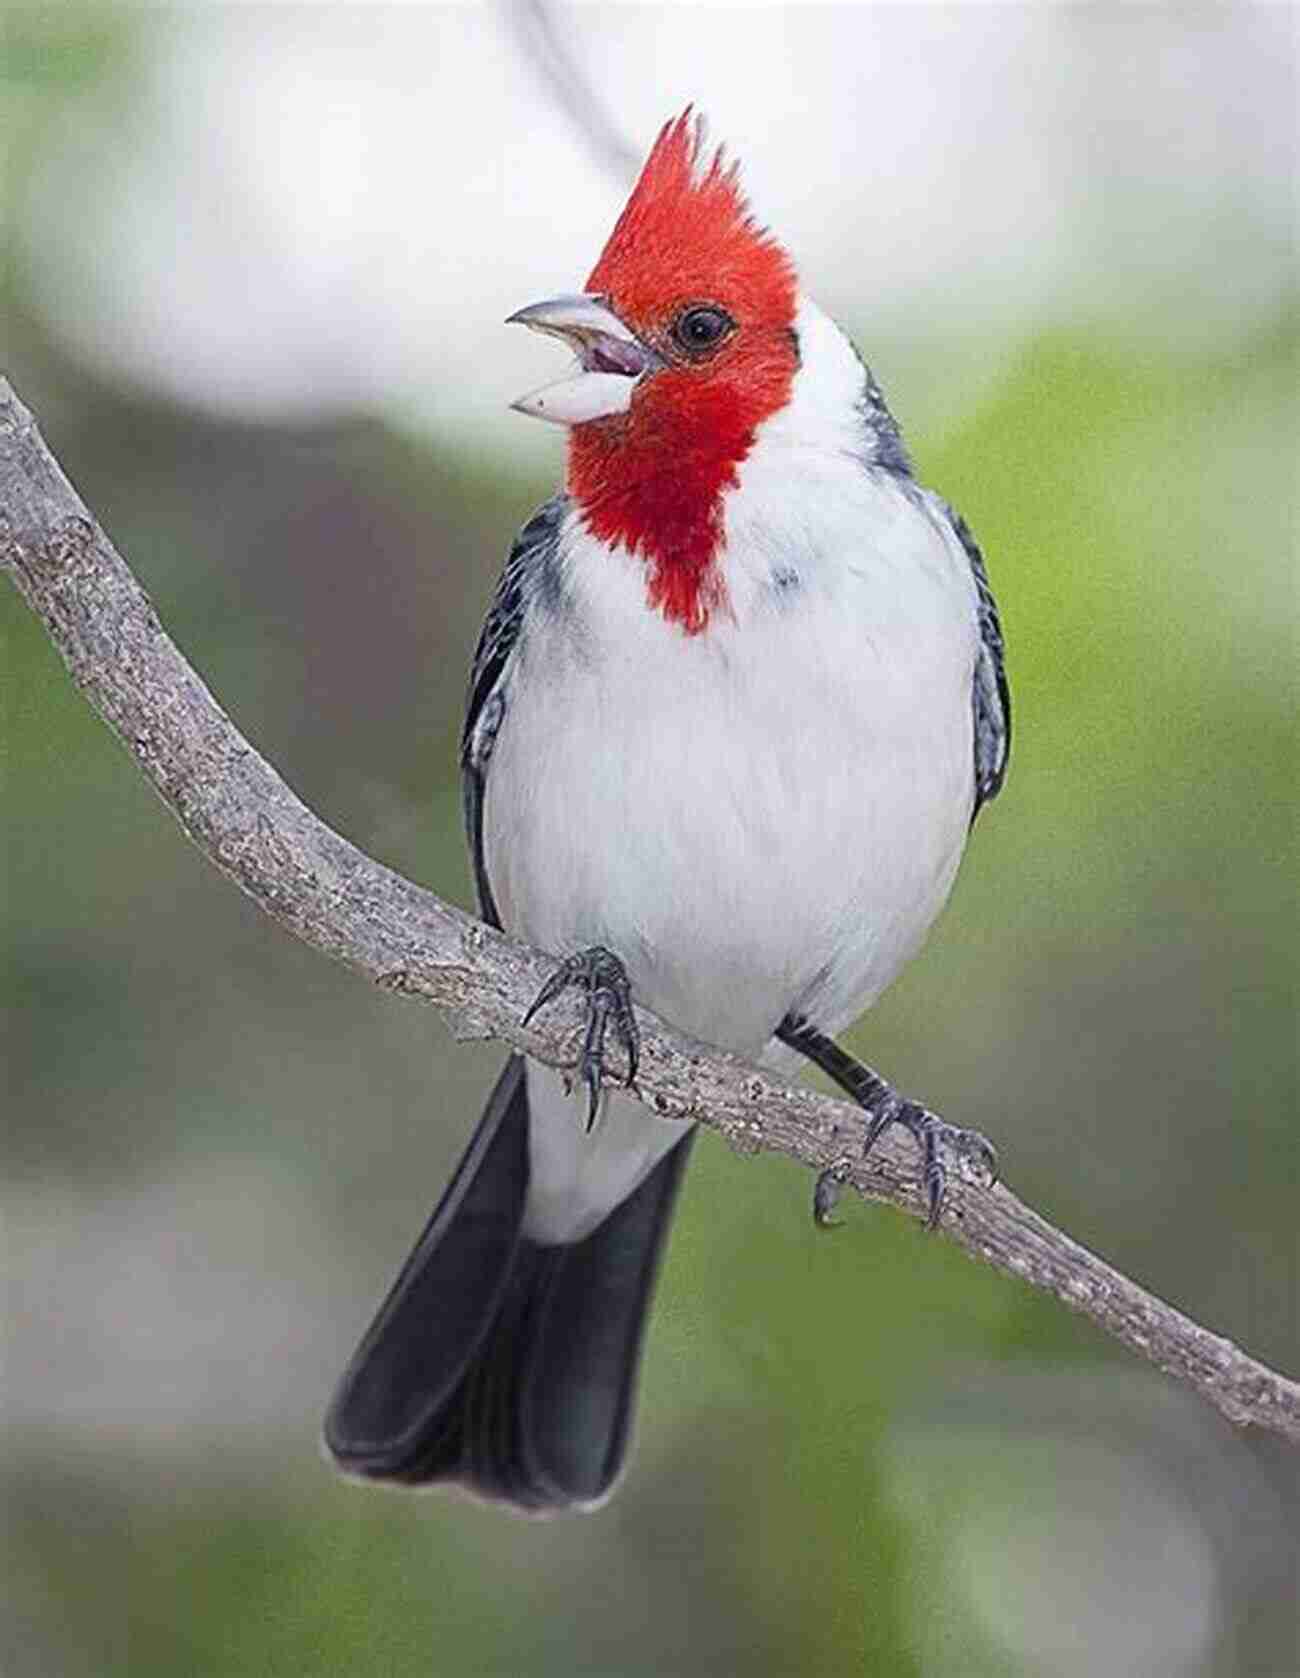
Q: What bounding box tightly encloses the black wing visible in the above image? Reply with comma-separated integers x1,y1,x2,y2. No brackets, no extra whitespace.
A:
942,503,1011,821
846,347,1008,816
460,494,569,928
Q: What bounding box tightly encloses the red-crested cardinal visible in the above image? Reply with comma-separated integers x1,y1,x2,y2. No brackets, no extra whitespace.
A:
325,111,1009,1513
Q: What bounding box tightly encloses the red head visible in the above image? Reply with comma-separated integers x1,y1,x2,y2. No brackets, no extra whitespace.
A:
510,111,799,632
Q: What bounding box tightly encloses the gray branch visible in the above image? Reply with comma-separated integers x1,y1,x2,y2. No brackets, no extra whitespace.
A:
504,0,640,184
3,374,1297,1448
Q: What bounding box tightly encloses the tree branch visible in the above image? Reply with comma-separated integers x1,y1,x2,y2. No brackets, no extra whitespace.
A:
505,0,640,184
3,375,1297,1447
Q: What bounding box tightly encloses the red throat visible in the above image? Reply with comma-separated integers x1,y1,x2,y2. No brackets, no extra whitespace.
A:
566,111,798,634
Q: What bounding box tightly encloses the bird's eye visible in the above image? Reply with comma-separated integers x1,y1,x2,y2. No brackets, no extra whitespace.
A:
672,306,734,355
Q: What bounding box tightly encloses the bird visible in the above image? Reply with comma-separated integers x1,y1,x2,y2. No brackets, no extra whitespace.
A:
323,109,1009,1514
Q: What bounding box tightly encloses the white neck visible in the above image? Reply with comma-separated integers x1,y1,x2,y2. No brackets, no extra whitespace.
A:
751,294,871,460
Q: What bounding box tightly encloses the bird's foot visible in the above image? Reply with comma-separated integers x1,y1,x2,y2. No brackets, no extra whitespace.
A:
779,1014,997,1231
812,1095,998,1230
522,945,639,1131
856,1095,998,1229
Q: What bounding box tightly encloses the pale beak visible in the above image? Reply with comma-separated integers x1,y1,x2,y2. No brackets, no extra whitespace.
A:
507,294,659,426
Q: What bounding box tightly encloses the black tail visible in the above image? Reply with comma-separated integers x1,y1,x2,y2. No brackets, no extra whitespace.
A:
323,1057,692,1513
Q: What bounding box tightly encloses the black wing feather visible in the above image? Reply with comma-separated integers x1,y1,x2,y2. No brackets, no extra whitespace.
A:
844,340,1009,818
460,495,569,927
942,503,1011,820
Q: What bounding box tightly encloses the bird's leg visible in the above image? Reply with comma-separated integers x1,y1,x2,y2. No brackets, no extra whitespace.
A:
776,1014,998,1230
523,946,639,1132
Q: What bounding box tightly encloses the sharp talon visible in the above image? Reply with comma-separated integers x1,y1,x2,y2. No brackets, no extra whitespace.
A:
924,1165,946,1230
622,1020,640,1087
860,1099,897,1160
611,997,640,1086
522,963,569,1027
523,946,637,1131
865,1097,986,1228
584,1069,600,1132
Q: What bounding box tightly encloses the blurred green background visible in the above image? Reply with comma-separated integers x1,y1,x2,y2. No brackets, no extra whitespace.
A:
4,6,1297,1676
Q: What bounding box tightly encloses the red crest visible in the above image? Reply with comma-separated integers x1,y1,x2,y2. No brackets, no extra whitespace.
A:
568,111,800,634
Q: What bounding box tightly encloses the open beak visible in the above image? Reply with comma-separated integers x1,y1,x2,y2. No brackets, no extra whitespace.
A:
507,294,659,426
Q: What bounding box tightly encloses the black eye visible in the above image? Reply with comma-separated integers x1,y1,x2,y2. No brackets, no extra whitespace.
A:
672,306,733,354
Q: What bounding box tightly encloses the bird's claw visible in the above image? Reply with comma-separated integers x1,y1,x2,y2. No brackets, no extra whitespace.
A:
523,945,639,1131
860,1098,998,1230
